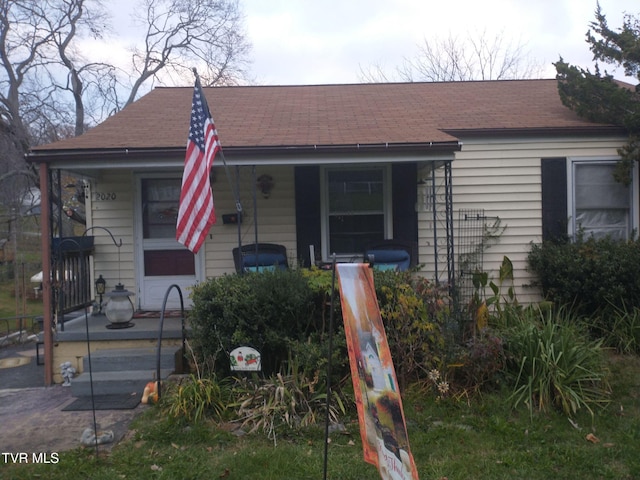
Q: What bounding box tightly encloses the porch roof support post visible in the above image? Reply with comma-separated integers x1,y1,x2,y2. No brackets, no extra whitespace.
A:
430,162,439,284
444,160,455,298
39,162,54,386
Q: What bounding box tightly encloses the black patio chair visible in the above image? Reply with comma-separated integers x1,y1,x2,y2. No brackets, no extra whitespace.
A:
364,239,418,271
232,243,289,273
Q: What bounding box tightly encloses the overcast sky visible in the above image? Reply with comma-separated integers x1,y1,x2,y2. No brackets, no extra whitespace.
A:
242,0,638,85
105,0,639,86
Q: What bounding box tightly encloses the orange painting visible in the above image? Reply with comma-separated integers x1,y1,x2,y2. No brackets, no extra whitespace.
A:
336,264,419,480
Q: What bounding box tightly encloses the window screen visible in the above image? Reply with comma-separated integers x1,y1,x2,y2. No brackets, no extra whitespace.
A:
574,163,631,240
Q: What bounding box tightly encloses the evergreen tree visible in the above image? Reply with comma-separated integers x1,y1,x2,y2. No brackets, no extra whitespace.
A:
555,3,640,185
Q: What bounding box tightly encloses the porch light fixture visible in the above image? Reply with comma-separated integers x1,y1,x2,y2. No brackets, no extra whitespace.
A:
104,283,135,329
257,174,274,198
416,178,433,212
95,274,106,314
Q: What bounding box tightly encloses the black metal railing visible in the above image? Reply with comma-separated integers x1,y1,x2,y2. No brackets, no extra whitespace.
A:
52,236,94,326
156,284,187,400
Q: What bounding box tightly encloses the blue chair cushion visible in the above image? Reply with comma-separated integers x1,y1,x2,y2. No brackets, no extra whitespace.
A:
245,265,276,273
374,263,399,272
366,249,411,271
241,253,287,271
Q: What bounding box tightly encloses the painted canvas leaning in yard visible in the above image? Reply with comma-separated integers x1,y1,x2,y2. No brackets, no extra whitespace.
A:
337,263,419,480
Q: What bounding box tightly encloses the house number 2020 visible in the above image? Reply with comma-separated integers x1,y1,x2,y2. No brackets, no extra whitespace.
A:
95,192,116,201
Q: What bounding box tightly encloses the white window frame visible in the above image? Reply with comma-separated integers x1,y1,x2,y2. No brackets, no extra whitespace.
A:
320,165,393,261
567,156,639,240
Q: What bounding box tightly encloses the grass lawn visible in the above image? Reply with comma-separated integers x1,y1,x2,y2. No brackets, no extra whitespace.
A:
2,353,639,480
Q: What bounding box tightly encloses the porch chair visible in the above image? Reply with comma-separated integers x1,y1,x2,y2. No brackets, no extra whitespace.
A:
232,243,289,273
364,239,418,272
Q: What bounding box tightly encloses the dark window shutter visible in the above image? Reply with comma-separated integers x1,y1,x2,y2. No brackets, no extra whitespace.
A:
392,163,418,243
294,166,321,267
541,157,568,241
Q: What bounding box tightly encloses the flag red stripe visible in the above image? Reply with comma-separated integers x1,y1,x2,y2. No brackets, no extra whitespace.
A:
176,80,220,253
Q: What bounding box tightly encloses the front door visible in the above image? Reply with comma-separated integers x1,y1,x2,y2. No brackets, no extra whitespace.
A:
135,176,203,310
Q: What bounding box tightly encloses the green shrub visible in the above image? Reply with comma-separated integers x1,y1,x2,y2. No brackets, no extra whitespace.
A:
189,267,452,393
375,270,449,390
189,269,320,375
452,328,506,391
504,307,610,419
527,236,640,317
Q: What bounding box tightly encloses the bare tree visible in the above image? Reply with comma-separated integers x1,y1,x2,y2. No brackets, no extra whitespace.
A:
360,30,544,83
124,0,251,105
0,0,251,228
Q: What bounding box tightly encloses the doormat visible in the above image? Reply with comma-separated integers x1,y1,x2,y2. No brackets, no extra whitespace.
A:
133,310,183,319
62,393,141,411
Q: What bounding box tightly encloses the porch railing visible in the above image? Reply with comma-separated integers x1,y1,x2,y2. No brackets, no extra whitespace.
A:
52,236,94,328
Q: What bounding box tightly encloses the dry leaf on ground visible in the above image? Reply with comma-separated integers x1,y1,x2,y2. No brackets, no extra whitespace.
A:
585,433,600,444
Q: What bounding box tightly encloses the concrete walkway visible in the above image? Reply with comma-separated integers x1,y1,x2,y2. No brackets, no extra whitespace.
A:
0,342,147,454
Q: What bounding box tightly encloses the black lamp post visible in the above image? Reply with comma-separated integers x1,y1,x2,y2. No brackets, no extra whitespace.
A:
95,275,106,314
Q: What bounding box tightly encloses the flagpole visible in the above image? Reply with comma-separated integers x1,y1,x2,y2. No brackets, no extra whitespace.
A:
236,165,242,270
252,166,258,254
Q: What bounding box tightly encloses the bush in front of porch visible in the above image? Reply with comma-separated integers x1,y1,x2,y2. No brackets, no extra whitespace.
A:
189,268,332,377
188,267,451,389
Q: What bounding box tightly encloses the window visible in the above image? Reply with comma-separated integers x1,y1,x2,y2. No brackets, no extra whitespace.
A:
569,160,636,240
141,178,181,239
322,166,391,258
140,177,195,276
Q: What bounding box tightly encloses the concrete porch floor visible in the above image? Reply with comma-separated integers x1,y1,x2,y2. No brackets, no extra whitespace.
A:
53,311,188,342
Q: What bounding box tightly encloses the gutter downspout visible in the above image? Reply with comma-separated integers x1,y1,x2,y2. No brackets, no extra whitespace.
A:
39,162,53,386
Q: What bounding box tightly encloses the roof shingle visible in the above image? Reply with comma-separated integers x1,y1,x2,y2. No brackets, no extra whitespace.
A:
32,79,613,153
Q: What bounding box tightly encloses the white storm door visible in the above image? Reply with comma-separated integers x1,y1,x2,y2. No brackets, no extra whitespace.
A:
136,176,203,310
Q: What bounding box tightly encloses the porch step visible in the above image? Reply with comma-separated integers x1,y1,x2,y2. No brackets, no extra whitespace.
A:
70,369,174,396
82,348,176,372
70,347,180,397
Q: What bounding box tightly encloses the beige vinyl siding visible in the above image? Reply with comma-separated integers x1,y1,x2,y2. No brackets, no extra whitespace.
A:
86,135,625,307
203,165,297,277
88,166,297,295
89,170,137,300
418,135,626,304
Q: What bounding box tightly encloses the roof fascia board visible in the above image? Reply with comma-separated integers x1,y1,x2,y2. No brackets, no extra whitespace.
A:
39,152,457,171
27,142,461,169
443,125,627,138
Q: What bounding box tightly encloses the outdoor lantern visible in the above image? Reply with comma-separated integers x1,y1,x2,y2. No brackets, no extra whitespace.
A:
95,274,106,314
104,283,135,328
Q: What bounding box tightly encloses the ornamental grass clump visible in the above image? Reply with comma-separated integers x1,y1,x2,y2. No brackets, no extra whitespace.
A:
591,302,640,355
229,369,347,446
504,306,610,419
162,374,229,423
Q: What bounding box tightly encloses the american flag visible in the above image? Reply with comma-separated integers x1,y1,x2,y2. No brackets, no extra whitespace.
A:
176,77,220,253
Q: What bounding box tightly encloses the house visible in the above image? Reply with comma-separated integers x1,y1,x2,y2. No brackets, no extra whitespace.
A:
27,79,634,385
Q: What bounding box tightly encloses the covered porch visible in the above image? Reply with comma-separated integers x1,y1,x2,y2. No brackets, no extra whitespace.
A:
33,151,457,385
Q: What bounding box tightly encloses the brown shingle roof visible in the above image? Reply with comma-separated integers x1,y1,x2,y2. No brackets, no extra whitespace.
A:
31,79,616,154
